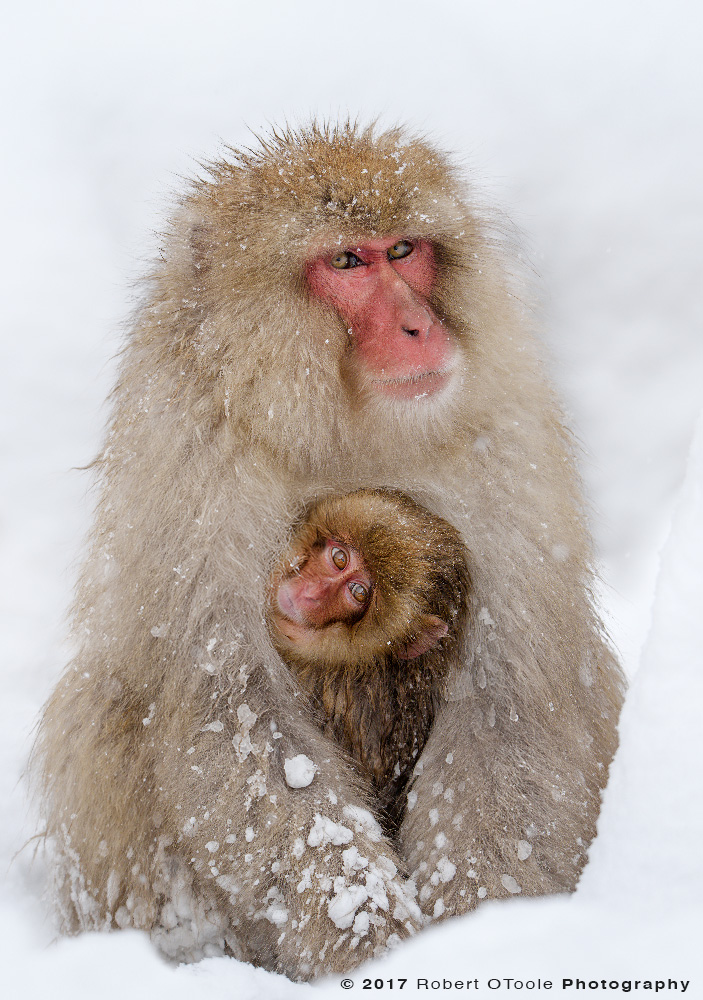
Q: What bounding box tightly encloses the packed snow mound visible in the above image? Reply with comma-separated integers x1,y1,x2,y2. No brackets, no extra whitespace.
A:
580,411,703,907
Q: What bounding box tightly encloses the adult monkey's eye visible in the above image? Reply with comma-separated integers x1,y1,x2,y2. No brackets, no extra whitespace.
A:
330,251,362,269
348,581,369,604
388,240,413,260
330,546,348,569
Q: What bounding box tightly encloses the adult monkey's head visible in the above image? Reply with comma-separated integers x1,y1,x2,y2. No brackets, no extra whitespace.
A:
173,122,498,472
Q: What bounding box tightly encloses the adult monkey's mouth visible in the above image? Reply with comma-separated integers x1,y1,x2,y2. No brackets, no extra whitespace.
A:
372,369,453,399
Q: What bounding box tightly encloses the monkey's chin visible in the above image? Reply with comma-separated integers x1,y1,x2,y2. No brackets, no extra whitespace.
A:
371,369,453,401
270,611,320,650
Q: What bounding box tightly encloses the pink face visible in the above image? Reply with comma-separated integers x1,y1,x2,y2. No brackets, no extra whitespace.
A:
276,539,373,632
306,237,456,400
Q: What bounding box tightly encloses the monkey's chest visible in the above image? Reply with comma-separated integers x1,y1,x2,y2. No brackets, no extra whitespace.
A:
295,660,438,829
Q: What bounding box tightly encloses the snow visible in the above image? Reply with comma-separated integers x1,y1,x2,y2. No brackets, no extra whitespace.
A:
284,754,318,789
342,806,385,843
307,815,354,849
1,0,701,996
500,875,522,895
328,885,370,930
517,841,533,861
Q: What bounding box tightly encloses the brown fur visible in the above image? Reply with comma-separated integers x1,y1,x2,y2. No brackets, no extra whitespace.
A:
33,121,625,980
268,488,470,827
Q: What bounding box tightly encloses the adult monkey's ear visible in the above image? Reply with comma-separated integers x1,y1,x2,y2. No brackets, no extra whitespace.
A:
396,615,448,660
179,203,214,274
159,202,217,295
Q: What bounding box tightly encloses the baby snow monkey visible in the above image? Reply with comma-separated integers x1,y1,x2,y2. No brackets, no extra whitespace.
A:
268,488,470,831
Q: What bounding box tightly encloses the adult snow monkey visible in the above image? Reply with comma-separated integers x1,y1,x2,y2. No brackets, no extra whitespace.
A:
35,122,624,981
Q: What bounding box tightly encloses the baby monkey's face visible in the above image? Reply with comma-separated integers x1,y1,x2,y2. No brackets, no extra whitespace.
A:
273,538,374,642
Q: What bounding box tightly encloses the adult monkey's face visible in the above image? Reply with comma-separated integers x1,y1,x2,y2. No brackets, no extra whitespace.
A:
306,236,457,402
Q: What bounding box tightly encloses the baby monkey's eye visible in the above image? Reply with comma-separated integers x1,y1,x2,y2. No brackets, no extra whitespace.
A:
387,240,413,260
348,582,369,604
330,546,348,570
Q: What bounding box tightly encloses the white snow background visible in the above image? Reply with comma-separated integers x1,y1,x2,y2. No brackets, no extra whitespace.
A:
1,0,701,995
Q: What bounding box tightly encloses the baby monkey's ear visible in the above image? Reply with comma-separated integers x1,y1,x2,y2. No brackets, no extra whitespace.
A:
396,615,448,660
